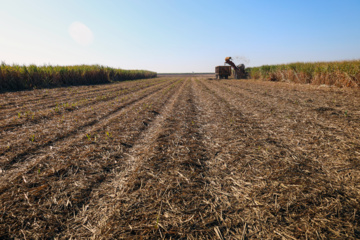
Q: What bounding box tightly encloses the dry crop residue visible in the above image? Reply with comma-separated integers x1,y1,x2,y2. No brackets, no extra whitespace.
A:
0,76,359,239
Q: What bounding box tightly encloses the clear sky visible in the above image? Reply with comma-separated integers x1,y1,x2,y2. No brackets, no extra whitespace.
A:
1,0,360,73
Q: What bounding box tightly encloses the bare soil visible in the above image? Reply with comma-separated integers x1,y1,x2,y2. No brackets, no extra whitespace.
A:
0,76,359,239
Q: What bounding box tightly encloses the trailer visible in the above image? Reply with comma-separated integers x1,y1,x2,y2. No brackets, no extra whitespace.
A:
215,66,231,79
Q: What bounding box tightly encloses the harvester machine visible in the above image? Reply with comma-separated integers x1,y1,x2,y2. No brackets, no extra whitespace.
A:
224,57,247,79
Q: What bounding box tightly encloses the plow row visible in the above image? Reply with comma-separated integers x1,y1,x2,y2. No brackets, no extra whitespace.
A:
0,77,359,239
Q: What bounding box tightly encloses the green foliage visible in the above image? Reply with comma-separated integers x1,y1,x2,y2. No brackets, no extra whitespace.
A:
86,134,91,141
0,63,157,92
29,134,35,142
54,104,60,112
105,131,112,139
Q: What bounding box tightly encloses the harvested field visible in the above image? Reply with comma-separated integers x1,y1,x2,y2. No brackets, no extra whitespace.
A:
1,76,360,239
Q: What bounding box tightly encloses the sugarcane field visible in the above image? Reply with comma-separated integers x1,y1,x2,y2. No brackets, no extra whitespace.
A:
1,74,360,239
2,1,360,239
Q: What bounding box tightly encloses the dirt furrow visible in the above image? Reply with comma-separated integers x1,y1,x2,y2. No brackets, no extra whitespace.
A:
0,79,178,197
61,78,190,239
222,80,360,139
64,79,217,239
0,82,123,114
0,79,185,239
209,79,360,171
0,78,165,129
231,79,360,111
0,78,169,160
0,79,176,170
0,78,160,112
1,76,359,239
197,78,360,239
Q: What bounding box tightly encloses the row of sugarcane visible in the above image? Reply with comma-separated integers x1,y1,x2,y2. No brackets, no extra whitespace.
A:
0,63,157,91
246,60,360,87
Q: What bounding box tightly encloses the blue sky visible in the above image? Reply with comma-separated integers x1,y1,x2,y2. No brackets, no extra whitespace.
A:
1,0,359,73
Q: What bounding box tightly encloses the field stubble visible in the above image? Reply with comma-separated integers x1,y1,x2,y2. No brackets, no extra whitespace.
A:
0,76,359,239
